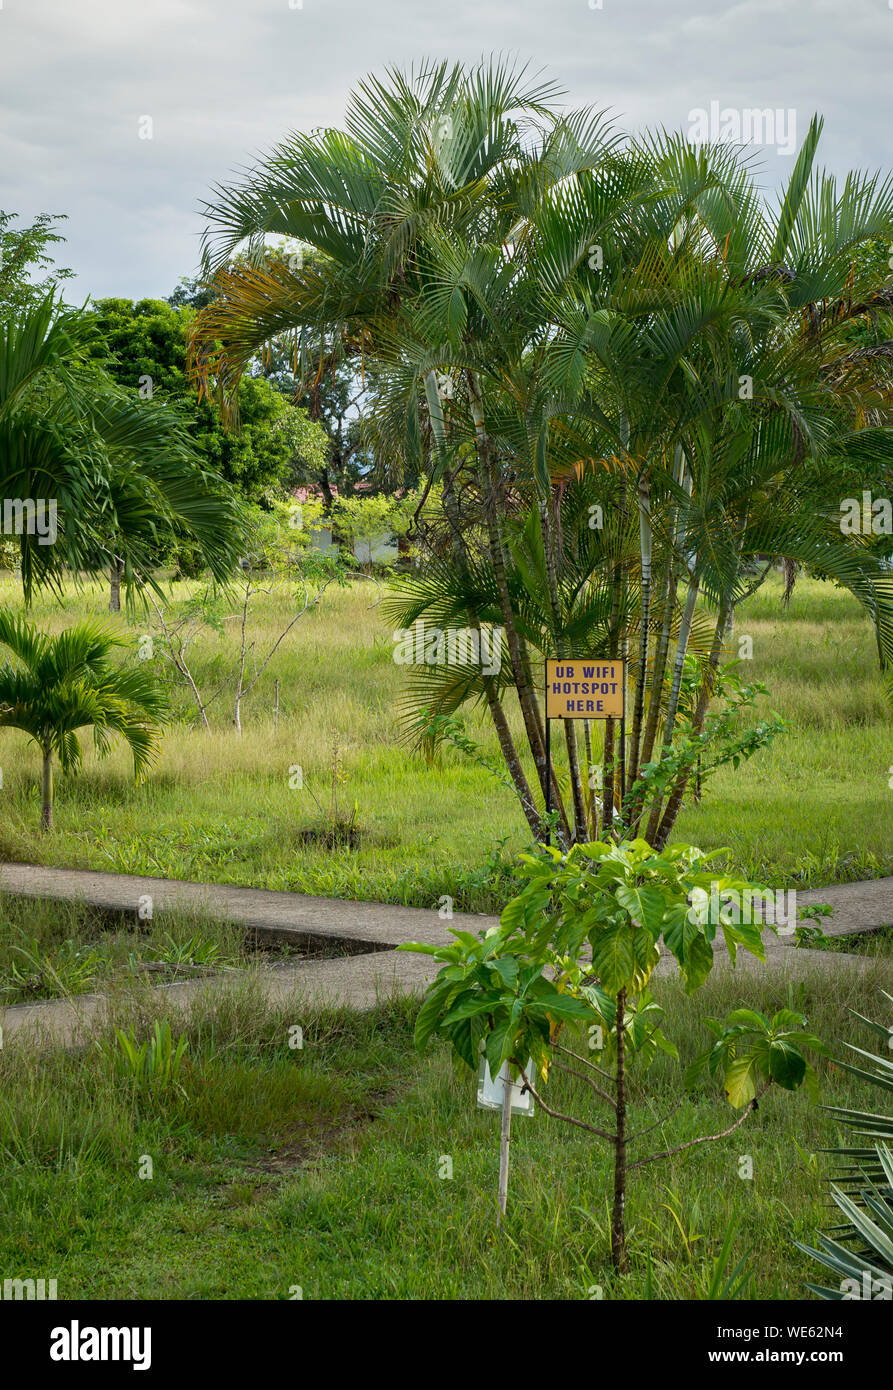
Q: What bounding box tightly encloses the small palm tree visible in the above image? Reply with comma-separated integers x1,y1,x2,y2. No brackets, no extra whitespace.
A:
0,612,168,830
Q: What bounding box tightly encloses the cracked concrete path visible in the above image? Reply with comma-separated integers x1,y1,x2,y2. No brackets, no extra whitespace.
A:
0,861,889,1051
0,861,477,951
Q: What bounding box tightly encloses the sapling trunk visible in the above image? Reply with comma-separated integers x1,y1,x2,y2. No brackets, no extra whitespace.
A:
611,988,629,1272
40,746,53,832
497,1065,512,1224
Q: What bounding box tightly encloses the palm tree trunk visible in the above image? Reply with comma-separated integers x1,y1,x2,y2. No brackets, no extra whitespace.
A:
583,718,597,837
662,570,700,749
638,446,689,778
441,429,552,842
538,495,587,842
109,558,124,613
485,680,543,838
40,746,53,831
653,594,730,849
466,371,566,839
627,469,652,791
601,491,626,833
640,556,676,768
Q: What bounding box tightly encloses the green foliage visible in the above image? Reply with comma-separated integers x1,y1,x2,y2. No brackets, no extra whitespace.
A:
0,937,103,1001
0,610,167,826
88,296,326,503
794,992,893,1299
402,838,822,1093
98,1019,189,1090
685,1007,827,1107
0,295,245,596
0,211,73,313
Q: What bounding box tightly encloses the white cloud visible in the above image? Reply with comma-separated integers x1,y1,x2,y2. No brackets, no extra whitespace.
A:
1,0,890,300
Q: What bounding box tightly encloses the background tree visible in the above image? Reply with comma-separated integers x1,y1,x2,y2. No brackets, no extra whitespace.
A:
89,297,327,504
0,296,245,604
0,212,74,313
0,612,167,830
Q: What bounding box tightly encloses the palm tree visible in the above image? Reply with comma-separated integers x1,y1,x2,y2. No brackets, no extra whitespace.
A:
195,61,893,847
0,296,246,602
0,612,167,829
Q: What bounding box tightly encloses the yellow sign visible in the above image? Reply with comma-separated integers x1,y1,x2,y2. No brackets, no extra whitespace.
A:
545,659,625,720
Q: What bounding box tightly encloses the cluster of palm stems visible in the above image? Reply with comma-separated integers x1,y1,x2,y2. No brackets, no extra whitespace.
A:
192,59,893,848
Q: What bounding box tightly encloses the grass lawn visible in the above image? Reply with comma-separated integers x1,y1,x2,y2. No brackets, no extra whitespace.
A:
0,964,888,1299
0,570,889,911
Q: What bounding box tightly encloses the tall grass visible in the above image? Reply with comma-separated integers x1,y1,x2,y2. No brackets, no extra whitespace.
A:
0,571,888,906
0,964,888,1299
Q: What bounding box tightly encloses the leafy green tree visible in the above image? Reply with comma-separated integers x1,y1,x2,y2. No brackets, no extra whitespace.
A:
404,838,827,1270
89,297,326,503
193,61,893,847
0,212,73,313
0,612,167,830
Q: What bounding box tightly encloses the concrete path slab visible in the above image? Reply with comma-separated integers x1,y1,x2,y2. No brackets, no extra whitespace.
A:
796,877,893,935
0,861,482,951
0,861,889,1054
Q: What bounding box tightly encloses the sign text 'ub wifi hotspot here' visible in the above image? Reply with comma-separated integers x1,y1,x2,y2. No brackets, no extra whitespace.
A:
544,659,625,720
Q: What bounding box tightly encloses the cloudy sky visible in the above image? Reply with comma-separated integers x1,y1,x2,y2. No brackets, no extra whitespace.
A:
2,0,890,303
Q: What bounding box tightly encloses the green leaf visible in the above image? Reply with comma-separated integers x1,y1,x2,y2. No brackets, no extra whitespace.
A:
768,1039,807,1091
592,922,637,993
724,1053,759,1108
614,884,666,936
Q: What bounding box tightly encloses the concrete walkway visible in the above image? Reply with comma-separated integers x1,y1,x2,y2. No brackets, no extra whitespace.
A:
0,862,890,1051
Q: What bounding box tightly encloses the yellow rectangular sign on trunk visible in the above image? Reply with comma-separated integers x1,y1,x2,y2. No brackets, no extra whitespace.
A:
545,659,625,720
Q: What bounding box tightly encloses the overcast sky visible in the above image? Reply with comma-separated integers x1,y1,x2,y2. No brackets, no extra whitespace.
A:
2,0,890,303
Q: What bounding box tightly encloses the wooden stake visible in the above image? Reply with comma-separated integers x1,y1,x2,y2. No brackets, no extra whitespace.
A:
497,1064,512,1224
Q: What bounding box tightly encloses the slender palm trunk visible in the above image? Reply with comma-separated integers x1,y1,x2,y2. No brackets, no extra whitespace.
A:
601,490,626,832
662,570,700,748
40,746,53,831
486,681,543,837
538,495,587,842
466,371,564,839
441,429,548,841
627,470,652,791
519,629,568,838
644,557,699,843
109,558,124,613
638,446,689,779
640,556,676,768
625,553,675,836
583,718,597,837
654,594,730,849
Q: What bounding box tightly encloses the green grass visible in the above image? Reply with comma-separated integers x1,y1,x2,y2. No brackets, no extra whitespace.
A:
0,893,340,1008
0,964,888,1299
795,924,893,957
0,570,889,909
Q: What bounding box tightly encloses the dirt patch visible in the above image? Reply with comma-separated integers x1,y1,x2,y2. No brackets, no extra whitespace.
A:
244,1090,399,1181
